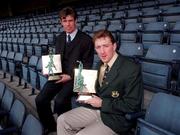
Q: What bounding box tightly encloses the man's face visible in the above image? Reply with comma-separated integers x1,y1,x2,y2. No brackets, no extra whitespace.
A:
60,15,77,33
95,37,117,63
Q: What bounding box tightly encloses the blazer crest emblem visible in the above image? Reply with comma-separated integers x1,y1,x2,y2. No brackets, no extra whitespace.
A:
111,91,119,98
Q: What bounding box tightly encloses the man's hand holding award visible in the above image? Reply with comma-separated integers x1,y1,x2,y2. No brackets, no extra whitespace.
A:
73,61,98,101
42,49,62,81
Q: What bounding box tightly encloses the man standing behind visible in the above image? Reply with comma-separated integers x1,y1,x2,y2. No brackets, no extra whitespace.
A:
57,30,143,135
35,7,94,134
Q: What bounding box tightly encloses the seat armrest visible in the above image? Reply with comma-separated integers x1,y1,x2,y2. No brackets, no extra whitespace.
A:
0,110,9,117
125,111,145,121
136,118,176,135
0,127,20,134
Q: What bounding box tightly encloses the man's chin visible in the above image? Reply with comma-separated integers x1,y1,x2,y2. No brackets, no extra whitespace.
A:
101,59,107,63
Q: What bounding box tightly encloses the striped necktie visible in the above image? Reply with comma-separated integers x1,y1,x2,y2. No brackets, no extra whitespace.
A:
102,65,109,85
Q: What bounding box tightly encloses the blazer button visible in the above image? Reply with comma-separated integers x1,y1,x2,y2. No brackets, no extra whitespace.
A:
105,82,108,85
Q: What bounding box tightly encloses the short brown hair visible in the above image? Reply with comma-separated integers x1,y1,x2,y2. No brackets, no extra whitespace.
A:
59,7,77,20
92,29,116,44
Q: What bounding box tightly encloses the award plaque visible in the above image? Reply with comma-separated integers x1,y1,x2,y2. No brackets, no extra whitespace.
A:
42,52,62,81
73,61,98,101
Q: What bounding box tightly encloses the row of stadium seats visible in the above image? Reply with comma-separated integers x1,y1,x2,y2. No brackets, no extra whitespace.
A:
0,43,179,96
0,82,43,134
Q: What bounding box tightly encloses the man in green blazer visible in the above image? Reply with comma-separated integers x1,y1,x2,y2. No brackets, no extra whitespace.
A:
57,30,143,135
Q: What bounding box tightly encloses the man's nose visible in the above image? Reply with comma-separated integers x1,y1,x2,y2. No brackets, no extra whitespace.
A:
100,47,105,53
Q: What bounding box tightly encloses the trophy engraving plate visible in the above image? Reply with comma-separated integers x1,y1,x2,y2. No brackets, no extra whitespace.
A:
42,54,62,81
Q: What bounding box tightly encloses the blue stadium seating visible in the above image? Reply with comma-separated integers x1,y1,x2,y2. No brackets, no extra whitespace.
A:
136,92,180,135
142,45,180,93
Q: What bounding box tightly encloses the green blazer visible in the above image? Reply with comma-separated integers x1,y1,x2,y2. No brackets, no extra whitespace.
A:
95,54,143,134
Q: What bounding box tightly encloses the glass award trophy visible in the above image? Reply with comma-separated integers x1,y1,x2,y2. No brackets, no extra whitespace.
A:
73,61,98,101
42,49,62,81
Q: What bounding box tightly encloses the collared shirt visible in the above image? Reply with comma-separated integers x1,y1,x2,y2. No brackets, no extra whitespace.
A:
66,29,78,42
99,52,118,86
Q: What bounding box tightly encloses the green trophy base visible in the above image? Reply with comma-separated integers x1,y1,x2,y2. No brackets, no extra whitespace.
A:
48,75,61,81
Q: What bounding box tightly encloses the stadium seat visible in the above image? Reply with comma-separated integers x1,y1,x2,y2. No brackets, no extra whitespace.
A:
38,72,48,91
2,51,15,79
93,24,106,32
8,52,24,84
21,114,43,135
27,38,39,57
119,43,144,61
82,25,93,34
34,38,49,57
142,7,162,23
18,38,25,55
2,37,7,51
92,54,100,69
0,82,5,104
141,45,180,93
12,38,19,52
169,21,180,46
0,50,8,78
142,22,169,51
0,87,14,113
0,99,26,134
22,55,39,89
7,38,12,51
29,57,42,94
120,22,143,44
136,92,180,135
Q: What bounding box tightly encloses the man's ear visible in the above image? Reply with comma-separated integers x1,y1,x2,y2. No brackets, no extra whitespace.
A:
113,43,117,51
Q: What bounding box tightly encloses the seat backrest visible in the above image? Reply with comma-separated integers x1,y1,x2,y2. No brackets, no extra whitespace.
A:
7,51,15,60
164,6,180,14
9,99,26,128
172,21,180,31
145,93,180,134
14,52,23,62
144,22,169,31
38,72,48,90
12,38,18,44
28,55,39,67
39,38,48,45
124,22,143,32
17,38,24,44
1,87,14,112
93,24,106,32
24,38,31,45
82,25,93,32
141,45,179,92
36,57,42,71
119,43,144,57
0,82,5,102
31,38,39,45
145,45,180,62
92,54,100,69
21,114,43,135
1,50,8,58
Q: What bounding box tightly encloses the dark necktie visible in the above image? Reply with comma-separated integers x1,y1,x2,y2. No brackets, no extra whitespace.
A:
102,65,109,85
67,34,71,43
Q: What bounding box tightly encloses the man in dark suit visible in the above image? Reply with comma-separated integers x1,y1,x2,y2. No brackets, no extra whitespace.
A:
35,7,94,134
57,30,143,135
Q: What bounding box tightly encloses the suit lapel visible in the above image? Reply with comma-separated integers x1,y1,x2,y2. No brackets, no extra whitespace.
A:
65,31,79,55
98,55,125,93
58,33,66,54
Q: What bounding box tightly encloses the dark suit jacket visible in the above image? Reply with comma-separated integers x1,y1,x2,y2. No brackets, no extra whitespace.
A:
55,30,94,78
96,54,143,134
